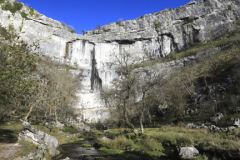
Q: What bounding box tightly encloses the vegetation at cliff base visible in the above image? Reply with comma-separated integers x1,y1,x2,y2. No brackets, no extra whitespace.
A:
0,25,81,124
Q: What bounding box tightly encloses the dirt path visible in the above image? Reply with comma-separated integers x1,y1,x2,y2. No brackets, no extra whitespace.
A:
0,143,21,160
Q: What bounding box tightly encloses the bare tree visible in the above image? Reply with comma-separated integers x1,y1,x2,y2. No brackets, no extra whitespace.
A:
134,66,165,133
101,52,142,135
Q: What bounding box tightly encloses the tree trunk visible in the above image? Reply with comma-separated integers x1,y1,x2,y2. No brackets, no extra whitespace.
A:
140,114,144,134
54,106,59,132
24,105,34,121
11,107,19,115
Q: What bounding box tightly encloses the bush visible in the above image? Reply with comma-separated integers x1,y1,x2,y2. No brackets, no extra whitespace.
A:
13,1,22,11
2,1,23,14
154,20,162,28
29,7,34,16
19,20,23,32
0,24,9,38
228,5,232,11
20,11,27,18
0,0,5,4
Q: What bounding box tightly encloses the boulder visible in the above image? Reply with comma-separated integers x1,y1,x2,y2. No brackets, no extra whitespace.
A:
56,121,64,129
104,130,111,133
185,123,197,129
100,136,111,141
18,120,59,155
209,125,220,131
84,125,91,131
66,135,72,139
133,129,138,135
61,157,71,160
232,118,240,127
210,113,224,123
228,126,236,131
178,147,199,159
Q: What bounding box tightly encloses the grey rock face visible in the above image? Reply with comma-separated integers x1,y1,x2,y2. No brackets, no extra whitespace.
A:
18,120,59,155
178,147,199,159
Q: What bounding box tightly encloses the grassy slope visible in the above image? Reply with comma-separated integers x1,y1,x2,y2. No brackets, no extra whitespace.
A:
97,126,240,159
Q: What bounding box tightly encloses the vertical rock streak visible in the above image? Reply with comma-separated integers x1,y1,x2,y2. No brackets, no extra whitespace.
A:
91,47,102,91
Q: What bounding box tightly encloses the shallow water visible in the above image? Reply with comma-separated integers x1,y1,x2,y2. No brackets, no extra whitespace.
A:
56,139,173,160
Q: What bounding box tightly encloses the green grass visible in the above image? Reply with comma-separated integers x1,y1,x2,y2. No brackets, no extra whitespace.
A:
80,130,104,139
13,141,38,159
96,134,165,158
58,136,84,145
0,123,23,144
98,147,125,154
61,126,78,133
96,126,240,159
82,143,92,147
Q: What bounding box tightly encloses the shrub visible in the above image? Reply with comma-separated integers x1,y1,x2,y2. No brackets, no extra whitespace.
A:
0,24,9,38
19,20,24,32
2,1,23,14
20,11,27,18
117,18,123,26
154,20,162,28
168,51,176,60
29,7,34,16
1,1,12,11
228,5,232,11
13,1,22,11
0,0,5,4
8,23,13,31
60,21,67,27
96,24,101,29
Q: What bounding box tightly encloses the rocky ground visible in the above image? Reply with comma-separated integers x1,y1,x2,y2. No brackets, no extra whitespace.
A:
0,143,22,159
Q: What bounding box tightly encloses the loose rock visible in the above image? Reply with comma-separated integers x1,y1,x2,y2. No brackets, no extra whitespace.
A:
178,147,199,159
18,120,59,155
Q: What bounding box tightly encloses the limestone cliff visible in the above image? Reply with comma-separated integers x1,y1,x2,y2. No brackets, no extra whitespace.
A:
0,0,239,122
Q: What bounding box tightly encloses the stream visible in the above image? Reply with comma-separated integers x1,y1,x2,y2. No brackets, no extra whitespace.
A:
56,138,175,160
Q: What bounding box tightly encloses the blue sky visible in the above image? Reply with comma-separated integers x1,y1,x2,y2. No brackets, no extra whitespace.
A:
20,0,192,34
